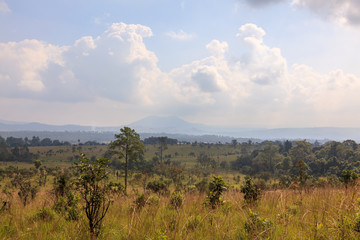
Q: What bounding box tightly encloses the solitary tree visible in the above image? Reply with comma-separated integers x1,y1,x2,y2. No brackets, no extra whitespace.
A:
109,127,144,193
157,137,168,163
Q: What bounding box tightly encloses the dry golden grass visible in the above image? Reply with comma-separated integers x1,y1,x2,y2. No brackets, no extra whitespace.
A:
1,185,360,239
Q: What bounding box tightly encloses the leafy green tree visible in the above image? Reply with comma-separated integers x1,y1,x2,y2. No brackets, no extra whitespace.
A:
296,160,309,187
197,153,214,168
109,127,144,193
74,153,111,238
289,140,313,165
254,142,281,173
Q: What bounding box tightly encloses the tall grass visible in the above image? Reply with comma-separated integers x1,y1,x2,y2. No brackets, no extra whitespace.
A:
1,185,360,239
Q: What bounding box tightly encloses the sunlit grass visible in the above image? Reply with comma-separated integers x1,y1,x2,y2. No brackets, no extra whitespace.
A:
1,185,360,239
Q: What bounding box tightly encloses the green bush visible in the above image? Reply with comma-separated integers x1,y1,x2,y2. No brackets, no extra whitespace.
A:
241,177,261,204
353,213,360,233
33,207,55,221
244,210,273,238
134,194,146,210
147,179,169,195
205,175,228,209
170,191,183,210
53,191,80,221
195,178,208,193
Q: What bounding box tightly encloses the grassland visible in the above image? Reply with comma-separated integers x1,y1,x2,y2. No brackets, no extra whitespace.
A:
1,144,360,239
1,185,360,239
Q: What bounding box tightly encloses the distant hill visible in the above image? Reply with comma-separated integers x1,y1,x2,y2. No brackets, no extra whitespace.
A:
128,116,208,134
1,116,360,142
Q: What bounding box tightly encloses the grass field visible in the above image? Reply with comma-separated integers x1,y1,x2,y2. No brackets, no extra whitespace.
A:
26,143,245,168
1,185,360,239
0,143,359,239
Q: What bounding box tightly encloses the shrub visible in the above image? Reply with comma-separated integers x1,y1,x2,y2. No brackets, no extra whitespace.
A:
147,179,169,195
244,210,273,238
134,194,146,210
353,213,360,233
53,170,72,200
74,153,111,238
186,215,202,231
205,175,228,209
33,207,55,221
13,176,38,206
107,182,125,196
53,191,80,221
170,191,183,210
341,170,358,189
241,177,261,204
195,178,208,193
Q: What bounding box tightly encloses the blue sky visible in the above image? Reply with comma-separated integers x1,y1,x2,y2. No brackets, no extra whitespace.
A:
1,0,360,128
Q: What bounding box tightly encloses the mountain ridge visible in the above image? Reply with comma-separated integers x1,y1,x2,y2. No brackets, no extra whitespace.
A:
1,116,360,142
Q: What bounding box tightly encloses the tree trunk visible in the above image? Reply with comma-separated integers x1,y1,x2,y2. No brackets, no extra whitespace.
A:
125,145,128,193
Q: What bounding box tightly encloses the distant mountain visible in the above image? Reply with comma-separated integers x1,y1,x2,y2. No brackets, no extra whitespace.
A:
127,116,208,134
1,117,360,142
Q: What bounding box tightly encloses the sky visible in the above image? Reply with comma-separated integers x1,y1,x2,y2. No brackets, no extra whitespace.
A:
1,0,360,128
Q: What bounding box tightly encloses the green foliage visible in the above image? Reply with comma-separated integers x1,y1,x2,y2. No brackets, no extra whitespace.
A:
186,215,202,231
74,153,111,237
197,153,217,169
107,181,125,196
109,127,144,193
244,210,273,238
53,191,80,221
170,191,183,209
205,175,227,209
147,179,169,195
134,194,147,210
147,229,168,240
34,160,42,169
33,207,55,221
341,170,358,188
53,170,71,199
195,178,208,193
241,177,261,204
296,160,309,187
11,174,38,206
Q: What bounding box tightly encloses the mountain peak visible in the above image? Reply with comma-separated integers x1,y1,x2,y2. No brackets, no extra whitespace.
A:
128,116,205,134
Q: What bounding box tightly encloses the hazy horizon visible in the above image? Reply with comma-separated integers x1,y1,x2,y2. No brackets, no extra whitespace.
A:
1,1,360,128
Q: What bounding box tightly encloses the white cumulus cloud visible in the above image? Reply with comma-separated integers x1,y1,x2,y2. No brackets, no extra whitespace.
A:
2,22,360,127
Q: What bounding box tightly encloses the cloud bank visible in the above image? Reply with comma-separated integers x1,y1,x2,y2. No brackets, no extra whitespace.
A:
1,22,360,127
